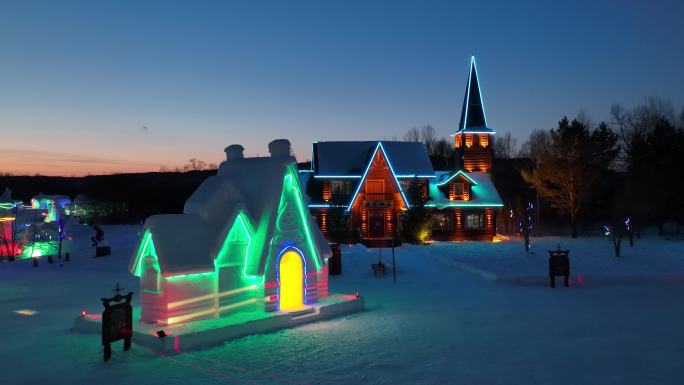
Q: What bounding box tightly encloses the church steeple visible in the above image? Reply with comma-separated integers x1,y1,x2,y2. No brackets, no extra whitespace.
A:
455,56,493,134
452,56,495,173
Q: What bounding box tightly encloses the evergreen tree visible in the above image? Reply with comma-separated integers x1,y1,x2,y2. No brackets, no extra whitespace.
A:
400,178,431,244
522,118,619,238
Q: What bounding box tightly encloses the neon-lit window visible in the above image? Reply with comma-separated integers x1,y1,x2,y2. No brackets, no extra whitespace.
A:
465,134,473,148
455,135,462,148
480,134,489,147
465,213,485,229
431,213,454,230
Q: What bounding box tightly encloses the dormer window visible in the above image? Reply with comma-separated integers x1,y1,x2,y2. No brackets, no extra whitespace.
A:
448,182,469,201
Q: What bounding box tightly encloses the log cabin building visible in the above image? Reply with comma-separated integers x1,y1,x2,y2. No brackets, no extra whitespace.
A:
300,57,503,246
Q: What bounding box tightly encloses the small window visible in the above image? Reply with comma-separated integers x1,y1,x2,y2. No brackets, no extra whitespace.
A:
454,183,464,196
142,258,161,293
465,213,485,229
331,181,351,196
432,213,454,230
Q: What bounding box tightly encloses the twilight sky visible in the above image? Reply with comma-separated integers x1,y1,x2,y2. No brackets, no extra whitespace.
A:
1,0,683,176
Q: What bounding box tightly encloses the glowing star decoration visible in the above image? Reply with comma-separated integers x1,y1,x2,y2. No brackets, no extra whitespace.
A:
278,249,305,311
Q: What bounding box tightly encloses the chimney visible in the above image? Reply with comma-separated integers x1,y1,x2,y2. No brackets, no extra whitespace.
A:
224,144,244,161
268,139,291,158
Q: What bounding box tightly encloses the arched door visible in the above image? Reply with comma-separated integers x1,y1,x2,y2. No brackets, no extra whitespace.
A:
279,250,304,311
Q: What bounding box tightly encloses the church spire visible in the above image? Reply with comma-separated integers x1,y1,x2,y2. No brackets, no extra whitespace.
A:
453,56,494,135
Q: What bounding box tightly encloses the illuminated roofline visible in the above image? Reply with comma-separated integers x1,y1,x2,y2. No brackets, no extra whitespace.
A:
451,130,496,136
472,56,488,128
308,204,348,208
314,175,362,179
449,56,493,136
132,230,153,277
284,165,322,269
314,174,436,179
426,202,503,208
396,174,437,178
345,142,410,212
435,170,478,186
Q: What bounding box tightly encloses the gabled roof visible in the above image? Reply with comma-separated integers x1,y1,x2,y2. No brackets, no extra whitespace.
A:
435,170,478,186
129,214,215,276
451,56,496,136
346,142,410,211
312,141,434,177
429,171,503,208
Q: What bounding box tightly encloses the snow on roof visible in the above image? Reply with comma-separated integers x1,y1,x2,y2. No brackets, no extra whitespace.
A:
132,147,330,277
429,171,503,208
313,141,434,176
130,214,216,276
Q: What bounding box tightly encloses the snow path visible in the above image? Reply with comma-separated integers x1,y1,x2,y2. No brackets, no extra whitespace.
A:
1,225,684,384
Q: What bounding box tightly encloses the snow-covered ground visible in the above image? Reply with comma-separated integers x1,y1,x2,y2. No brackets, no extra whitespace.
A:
424,235,684,283
2,225,684,385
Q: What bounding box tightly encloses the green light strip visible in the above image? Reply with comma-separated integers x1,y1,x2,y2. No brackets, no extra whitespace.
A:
283,165,322,270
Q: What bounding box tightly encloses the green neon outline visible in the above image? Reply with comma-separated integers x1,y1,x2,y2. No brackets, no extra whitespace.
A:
278,165,322,270
132,230,153,277
215,211,264,284
166,271,214,280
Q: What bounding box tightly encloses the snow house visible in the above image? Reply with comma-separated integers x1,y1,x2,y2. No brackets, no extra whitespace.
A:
129,139,331,325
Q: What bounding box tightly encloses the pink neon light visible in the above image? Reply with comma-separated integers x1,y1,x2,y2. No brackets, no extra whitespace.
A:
174,336,181,353
577,276,584,285
264,281,278,289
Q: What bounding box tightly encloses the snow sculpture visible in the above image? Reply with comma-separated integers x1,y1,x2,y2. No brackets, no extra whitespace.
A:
129,140,331,325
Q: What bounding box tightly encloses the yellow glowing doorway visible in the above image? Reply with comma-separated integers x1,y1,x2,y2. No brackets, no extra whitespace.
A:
279,250,304,311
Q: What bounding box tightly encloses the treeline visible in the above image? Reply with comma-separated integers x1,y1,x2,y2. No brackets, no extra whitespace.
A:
407,97,684,238
0,171,217,223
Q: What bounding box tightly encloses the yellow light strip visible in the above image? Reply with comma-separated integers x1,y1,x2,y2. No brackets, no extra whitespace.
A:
217,298,257,313
166,298,257,325
166,307,218,325
167,284,258,310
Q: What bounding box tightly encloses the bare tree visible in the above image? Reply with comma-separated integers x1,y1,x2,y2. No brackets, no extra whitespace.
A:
518,129,551,162
420,125,438,155
493,132,518,159
404,127,420,142
522,118,619,238
184,158,207,171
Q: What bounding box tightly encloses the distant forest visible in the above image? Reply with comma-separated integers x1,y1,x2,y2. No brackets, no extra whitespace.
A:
2,97,683,237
